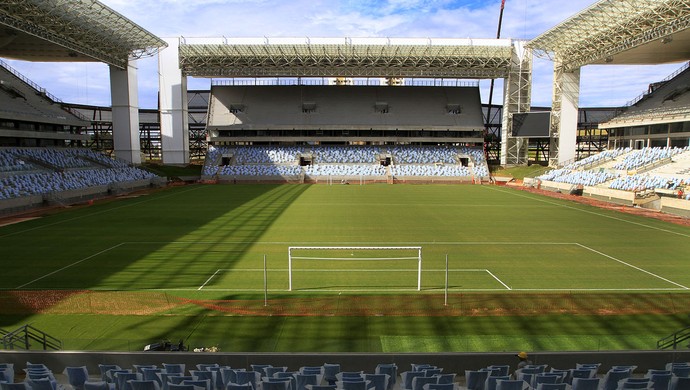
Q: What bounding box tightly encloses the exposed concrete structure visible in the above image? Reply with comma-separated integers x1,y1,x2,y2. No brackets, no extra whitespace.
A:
159,37,531,164
528,0,690,167
0,0,166,163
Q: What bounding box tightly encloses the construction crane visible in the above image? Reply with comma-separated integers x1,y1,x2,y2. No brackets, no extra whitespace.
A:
485,0,506,163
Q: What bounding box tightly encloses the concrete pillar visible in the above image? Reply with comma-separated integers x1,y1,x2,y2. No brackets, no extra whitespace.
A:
549,60,580,167
159,37,189,165
109,59,141,164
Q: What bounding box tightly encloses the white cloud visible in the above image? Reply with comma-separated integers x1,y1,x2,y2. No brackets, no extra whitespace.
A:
1,0,683,111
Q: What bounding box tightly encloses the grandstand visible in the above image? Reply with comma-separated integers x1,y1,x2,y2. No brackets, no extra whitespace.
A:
602,62,690,150
202,145,489,184
0,147,163,213
3,1,690,386
527,57,690,217
2,350,690,390
0,60,90,147
207,85,484,144
0,60,164,214
528,146,690,216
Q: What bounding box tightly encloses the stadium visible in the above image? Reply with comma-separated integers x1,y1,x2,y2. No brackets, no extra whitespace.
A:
1,0,690,389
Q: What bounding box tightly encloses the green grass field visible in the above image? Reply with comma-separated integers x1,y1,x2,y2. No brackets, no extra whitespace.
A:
1,184,689,352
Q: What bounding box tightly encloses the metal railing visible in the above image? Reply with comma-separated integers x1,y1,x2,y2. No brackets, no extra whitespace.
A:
626,61,690,107
2,324,62,351
0,58,90,122
657,326,690,350
632,157,673,175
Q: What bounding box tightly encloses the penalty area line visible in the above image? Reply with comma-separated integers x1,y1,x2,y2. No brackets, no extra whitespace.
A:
576,243,690,290
198,269,222,291
485,269,511,290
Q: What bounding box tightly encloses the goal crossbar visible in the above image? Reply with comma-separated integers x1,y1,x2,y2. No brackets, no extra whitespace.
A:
288,246,422,291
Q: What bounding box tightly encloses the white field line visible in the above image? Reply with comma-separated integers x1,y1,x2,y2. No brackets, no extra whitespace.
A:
151,287,689,293
508,288,688,291
35,241,688,293
485,269,511,290
198,269,222,291
125,240,577,245
0,186,204,239
486,186,690,239
15,243,125,289
576,243,690,290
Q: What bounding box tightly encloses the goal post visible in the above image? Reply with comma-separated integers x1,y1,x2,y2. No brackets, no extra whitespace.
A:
287,246,422,291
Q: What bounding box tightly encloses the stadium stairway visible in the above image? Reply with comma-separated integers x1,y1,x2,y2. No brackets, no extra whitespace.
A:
658,326,690,350
1,324,62,351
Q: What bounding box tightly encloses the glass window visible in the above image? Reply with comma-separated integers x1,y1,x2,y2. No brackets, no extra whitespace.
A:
670,121,690,133
670,138,689,147
631,126,647,136
650,139,667,147
649,124,667,134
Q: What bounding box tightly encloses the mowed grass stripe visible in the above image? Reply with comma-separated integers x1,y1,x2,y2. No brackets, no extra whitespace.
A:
1,184,690,352
17,241,682,291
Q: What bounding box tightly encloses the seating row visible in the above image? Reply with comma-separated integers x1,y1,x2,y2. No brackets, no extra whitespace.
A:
2,361,690,390
563,149,631,171
612,147,688,171
0,168,157,200
608,175,686,192
203,145,488,177
536,170,619,187
0,148,131,174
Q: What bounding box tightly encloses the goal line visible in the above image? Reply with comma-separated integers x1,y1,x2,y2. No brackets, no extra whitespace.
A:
288,246,422,291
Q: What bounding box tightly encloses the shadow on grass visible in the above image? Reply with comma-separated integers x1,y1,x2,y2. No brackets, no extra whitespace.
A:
0,184,310,346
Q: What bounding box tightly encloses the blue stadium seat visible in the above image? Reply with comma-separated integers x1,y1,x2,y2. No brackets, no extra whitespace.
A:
495,380,528,390
64,366,90,390
128,381,161,390
374,365,397,390
571,378,600,390
84,381,116,390
465,371,489,390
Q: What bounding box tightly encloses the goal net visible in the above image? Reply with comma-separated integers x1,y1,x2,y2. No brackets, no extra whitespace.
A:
287,246,422,291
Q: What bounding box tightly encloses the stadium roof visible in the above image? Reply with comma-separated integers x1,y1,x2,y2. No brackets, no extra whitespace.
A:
178,37,514,79
0,0,167,69
527,0,690,71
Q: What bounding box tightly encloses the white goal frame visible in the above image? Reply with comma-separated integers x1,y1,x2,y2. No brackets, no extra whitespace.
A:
287,246,422,291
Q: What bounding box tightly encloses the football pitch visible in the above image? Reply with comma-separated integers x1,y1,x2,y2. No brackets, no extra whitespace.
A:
1,183,689,352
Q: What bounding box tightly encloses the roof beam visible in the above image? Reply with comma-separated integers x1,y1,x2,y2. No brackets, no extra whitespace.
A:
527,0,690,71
0,0,166,69
178,41,514,79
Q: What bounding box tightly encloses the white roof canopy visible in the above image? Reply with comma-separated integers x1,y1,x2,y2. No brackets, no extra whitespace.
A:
527,0,690,71
178,37,515,79
0,0,167,69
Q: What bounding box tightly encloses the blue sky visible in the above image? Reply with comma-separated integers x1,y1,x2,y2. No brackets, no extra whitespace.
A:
4,0,684,109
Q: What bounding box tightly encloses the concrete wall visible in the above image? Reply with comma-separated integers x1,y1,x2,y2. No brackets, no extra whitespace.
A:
583,187,635,206
0,180,159,215
0,195,43,216
660,197,690,217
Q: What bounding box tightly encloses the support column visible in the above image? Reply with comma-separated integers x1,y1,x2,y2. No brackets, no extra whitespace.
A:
549,59,580,167
109,59,141,164
159,37,189,165
501,40,532,166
